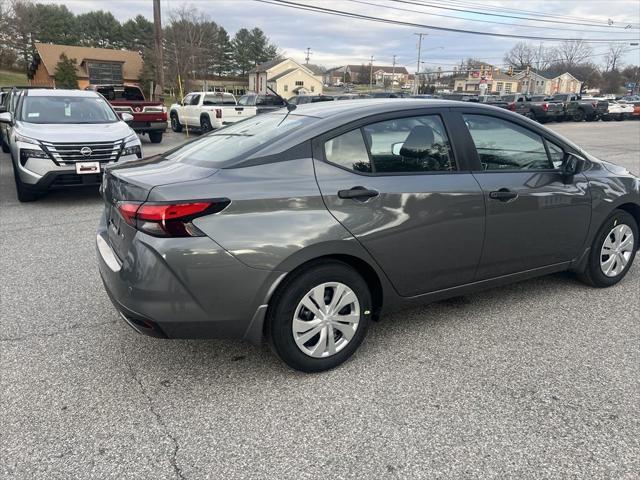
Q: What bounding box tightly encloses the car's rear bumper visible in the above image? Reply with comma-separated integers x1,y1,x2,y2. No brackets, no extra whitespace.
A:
129,121,167,132
96,221,282,342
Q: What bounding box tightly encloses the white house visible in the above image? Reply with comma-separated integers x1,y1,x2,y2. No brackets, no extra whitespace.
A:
248,58,323,99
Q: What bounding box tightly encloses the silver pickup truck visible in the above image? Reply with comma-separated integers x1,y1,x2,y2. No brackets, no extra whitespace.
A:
169,92,256,132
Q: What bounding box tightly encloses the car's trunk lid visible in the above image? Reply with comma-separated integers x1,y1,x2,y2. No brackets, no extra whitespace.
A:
102,156,218,259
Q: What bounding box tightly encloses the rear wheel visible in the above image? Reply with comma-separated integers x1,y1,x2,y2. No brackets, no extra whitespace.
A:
578,210,638,287
572,109,586,122
148,131,163,143
200,115,212,133
170,112,182,132
268,261,372,372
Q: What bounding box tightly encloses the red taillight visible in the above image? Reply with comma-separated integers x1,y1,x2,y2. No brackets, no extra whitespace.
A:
542,103,549,112
117,200,229,237
215,109,222,119
508,102,516,111
592,101,597,108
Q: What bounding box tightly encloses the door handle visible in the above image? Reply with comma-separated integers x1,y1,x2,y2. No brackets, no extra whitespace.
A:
338,186,379,200
489,188,518,202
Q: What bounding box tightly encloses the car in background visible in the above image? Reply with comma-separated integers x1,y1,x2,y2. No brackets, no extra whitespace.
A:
369,91,411,98
2,86,54,153
237,93,286,114
526,95,565,123
288,94,335,105
0,89,142,202
597,99,635,121
334,93,371,100
550,93,608,122
169,92,256,133
86,84,167,143
97,99,639,372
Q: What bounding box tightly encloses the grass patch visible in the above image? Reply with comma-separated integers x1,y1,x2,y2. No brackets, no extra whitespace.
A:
0,69,28,87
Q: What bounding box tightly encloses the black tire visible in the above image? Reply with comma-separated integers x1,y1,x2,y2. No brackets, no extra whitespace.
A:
268,261,372,372
578,209,638,288
170,112,182,132
572,109,586,122
1,137,9,153
200,115,212,133
148,131,163,143
12,161,40,202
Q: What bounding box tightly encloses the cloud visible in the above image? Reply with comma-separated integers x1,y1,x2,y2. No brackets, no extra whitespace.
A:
43,0,640,69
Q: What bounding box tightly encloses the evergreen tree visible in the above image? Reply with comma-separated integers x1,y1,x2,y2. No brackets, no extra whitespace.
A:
76,11,122,48
53,53,79,89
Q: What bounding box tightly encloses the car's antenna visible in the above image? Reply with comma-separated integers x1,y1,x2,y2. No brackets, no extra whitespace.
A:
267,86,296,112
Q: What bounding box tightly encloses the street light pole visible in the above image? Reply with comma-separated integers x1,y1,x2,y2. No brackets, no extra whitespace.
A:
414,33,426,95
153,0,164,101
369,55,374,93
391,54,396,93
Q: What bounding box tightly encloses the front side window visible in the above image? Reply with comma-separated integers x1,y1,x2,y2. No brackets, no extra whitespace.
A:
546,140,565,168
463,114,553,170
190,94,201,106
324,115,455,174
20,95,119,124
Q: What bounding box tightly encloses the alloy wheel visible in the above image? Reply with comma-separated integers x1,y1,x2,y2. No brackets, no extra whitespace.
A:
600,224,634,277
292,282,360,358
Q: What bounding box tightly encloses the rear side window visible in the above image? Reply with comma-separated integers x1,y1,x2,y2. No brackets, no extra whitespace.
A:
324,115,455,174
463,114,553,170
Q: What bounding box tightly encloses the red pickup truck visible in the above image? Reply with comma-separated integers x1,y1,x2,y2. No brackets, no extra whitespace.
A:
85,84,167,143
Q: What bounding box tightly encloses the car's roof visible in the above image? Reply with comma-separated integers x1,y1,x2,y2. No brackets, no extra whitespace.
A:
290,98,463,119
25,89,100,98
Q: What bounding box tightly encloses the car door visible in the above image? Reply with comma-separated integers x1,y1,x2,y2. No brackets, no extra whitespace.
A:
313,109,485,297
186,93,201,126
455,109,591,279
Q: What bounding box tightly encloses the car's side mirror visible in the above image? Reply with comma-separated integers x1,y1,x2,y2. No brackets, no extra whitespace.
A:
562,153,586,182
0,111,13,124
391,142,404,156
121,112,134,122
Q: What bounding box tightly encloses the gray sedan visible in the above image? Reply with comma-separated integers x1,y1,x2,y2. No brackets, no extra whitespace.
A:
97,99,640,372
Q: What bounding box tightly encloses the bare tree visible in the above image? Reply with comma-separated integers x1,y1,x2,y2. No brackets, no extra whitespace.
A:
603,43,628,72
532,43,554,72
503,42,536,70
554,40,593,67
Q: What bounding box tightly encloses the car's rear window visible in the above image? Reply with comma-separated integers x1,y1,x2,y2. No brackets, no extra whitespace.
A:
165,113,315,167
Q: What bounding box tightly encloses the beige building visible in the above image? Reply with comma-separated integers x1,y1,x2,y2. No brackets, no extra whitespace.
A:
248,58,323,99
453,66,519,94
547,72,582,94
28,42,143,89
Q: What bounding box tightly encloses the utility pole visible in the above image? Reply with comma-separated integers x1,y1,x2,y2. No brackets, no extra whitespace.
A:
153,0,164,101
304,47,312,65
391,54,396,92
414,33,426,95
369,55,374,93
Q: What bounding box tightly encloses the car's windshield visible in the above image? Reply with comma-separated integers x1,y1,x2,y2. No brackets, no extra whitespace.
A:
20,95,119,124
165,113,315,167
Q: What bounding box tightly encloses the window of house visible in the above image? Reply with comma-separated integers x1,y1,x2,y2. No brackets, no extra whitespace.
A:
295,81,304,86
310,86,315,92
284,84,288,92
505,83,512,93
87,61,123,85
496,82,503,91
463,114,554,171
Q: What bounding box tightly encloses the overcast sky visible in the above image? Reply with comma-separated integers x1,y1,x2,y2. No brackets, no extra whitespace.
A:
45,0,640,71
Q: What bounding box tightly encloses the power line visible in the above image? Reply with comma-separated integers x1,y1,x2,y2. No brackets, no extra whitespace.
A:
345,0,639,34
433,0,640,28
256,0,640,42
388,0,640,30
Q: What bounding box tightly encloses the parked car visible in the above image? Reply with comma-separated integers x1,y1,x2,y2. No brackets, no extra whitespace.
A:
169,91,256,132
525,95,565,123
597,99,635,121
85,84,167,143
369,92,411,98
97,99,639,372
288,95,335,105
618,96,640,118
550,93,608,122
237,93,286,114
0,89,142,202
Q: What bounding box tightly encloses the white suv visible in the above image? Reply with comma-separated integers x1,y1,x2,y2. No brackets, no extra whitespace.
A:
0,89,142,202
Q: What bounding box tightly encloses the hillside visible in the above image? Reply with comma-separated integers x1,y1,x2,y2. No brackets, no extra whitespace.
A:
0,69,28,87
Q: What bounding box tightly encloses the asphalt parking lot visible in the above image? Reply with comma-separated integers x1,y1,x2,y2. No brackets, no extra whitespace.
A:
1,121,639,479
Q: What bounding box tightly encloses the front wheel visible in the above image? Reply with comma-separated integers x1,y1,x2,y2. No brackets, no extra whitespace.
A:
170,112,182,132
13,161,40,202
1,137,9,153
268,261,372,372
578,210,638,287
